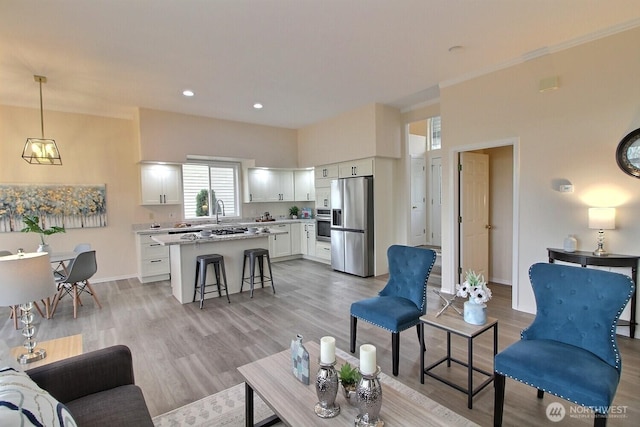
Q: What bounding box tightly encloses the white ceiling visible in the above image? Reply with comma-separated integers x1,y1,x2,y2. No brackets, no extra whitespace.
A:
2,0,640,129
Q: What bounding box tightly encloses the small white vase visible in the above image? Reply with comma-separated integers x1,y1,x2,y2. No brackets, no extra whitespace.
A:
37,243,51,253
463,301,487,325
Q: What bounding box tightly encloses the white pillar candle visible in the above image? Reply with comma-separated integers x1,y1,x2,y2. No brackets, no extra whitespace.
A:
360,344,376,375
320,336,336,364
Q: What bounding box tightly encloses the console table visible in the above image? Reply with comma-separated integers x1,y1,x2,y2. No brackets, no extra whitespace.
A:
547,248,638,338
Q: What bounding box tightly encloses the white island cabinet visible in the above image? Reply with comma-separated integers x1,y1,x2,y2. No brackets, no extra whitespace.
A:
152,230,286,304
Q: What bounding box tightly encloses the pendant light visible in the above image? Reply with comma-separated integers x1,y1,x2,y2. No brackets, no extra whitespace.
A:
22,75,62,165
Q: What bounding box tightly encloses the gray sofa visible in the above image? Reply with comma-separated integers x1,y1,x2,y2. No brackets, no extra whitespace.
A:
27,345,154,426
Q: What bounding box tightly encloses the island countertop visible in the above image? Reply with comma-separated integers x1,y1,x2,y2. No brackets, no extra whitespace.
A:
150,229,286,246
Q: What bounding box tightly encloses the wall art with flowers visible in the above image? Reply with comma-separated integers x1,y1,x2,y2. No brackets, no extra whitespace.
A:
0,184,107,232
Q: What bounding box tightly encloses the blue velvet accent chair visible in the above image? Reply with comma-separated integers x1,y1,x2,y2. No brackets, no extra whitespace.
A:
494,262,635,427
350,245,437,376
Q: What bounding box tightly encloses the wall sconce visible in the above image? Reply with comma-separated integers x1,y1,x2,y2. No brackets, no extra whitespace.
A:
22,75,62,165
588,207,615,256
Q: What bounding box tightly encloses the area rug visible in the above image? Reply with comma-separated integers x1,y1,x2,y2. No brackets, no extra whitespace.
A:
153,383,280,427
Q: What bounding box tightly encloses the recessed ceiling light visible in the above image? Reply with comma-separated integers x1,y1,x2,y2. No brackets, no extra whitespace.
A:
253,103,263,109
182,90,195,97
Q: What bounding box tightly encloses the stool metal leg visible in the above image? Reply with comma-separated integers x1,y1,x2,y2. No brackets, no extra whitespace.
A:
258,255,265,288
193,261,201,303
265,253,275,294
220,259,230,303
240,255,247,293
213,262,223,298
199,261,207,309
249,254,256,298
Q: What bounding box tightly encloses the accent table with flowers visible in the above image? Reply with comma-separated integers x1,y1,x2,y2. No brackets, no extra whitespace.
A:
419,309,498,409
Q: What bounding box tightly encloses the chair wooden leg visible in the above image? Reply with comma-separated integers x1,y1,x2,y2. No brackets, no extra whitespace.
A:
72,284,78,319
50,288,65,318
537,389,544,399
10,305,19,329
594,412,607,427
416,324,425,351
84,280,102,309
350,316,357,353
392,332,399,376
494,373,505,427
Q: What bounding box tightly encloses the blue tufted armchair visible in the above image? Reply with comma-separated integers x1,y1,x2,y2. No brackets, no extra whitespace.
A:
494,262,634,427
350,245,437,376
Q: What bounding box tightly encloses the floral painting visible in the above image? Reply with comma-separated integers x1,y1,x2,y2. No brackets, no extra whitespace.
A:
0,184,107,232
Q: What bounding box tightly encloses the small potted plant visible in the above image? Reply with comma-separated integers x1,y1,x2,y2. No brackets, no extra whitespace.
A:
338,362,361,405
21,215,65,252
289,205,299,219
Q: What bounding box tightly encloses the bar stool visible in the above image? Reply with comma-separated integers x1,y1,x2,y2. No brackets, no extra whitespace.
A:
193,254,230,308
241,248,275,298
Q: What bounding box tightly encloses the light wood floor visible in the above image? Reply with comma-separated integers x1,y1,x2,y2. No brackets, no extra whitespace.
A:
2,259,638,426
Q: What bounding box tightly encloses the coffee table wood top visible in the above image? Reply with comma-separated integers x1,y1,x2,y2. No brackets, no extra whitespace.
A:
238,341,478,426
10,334,83,370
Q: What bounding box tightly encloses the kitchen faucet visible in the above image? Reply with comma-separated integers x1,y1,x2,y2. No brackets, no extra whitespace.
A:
214,199,225,224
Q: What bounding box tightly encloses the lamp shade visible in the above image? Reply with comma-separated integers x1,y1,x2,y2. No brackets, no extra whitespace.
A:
588,207,616,230
0,253,56,306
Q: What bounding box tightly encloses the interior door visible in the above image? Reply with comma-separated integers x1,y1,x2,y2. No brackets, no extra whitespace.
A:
459,152,490,280
430,157,442,246
410,156,427,246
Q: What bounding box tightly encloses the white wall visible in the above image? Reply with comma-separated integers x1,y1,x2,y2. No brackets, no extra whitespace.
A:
440,26,640,316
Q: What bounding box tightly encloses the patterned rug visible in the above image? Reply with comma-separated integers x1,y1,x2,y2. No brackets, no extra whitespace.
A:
153,383,280,427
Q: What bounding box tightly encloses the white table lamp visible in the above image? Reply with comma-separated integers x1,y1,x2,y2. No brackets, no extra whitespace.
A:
0,252,56,363
588,207,615,256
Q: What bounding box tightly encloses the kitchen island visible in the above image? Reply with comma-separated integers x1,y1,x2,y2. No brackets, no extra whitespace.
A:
151,230,286,304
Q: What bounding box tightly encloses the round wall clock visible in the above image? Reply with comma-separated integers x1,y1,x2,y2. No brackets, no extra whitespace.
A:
616,127,640,178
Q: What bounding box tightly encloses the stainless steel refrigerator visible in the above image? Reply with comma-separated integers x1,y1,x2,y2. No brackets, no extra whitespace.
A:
330,176,374,277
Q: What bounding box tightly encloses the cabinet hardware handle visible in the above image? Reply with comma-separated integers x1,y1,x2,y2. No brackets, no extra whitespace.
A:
159,195,162,203
150,243,161,247
150,259,162,263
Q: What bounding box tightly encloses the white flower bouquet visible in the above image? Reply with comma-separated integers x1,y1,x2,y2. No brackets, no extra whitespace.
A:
456,270,492,305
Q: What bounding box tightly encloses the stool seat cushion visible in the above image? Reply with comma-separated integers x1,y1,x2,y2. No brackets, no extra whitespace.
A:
495,339,620,409
196,254,223,261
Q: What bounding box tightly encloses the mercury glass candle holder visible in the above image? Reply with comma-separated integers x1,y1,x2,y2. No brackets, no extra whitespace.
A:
355,366,384,427
314,360,340,418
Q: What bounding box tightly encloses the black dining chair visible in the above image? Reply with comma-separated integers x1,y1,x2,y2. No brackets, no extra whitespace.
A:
51,250,101,319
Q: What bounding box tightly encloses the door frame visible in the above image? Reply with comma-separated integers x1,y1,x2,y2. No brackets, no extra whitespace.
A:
451,138,520,310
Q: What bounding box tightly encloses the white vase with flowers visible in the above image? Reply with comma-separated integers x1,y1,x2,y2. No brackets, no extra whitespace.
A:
456,270,492,325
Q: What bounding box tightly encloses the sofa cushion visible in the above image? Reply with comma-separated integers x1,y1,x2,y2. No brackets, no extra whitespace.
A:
65,384,154,427
0,367,77,426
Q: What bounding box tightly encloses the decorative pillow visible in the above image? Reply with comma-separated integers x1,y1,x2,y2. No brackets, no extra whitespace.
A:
0,367,77,426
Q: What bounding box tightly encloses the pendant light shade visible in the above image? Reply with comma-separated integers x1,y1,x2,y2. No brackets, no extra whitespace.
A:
22,75,62,165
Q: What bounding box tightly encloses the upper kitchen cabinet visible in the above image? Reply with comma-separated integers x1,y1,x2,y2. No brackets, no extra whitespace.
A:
294,169,315,202
246,168,294,202
140,163,182,205
314,164,339,188
338,158,374,178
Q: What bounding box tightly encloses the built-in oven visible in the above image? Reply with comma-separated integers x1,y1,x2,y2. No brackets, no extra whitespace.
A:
316,208,331,242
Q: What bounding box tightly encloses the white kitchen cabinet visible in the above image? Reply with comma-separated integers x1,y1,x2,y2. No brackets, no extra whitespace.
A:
314,164,339,188
247,169,294,202
294,169,315,202
136,233,170,282
267,223,292,258
315,241,331,262
301,222,316,257
338,158,374,178
290,222,302,255
140,164,182,205
315,187,331,209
